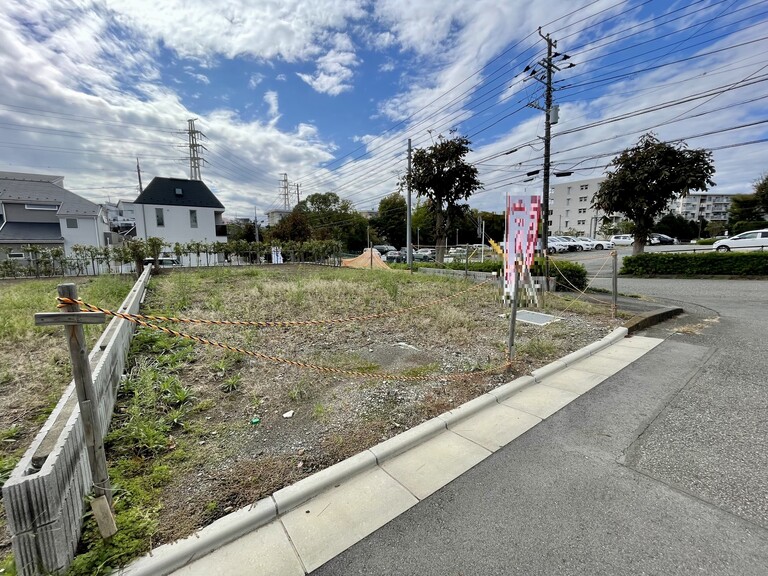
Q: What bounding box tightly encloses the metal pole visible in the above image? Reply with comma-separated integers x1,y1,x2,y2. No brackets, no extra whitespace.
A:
507,256,521,360
407,138,413,271
481,220,485,263
611,250,618,319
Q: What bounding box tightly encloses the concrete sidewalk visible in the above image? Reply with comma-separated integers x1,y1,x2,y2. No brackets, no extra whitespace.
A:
120,328,664,576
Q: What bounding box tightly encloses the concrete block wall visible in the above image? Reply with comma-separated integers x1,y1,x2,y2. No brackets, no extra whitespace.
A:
2,268,151,576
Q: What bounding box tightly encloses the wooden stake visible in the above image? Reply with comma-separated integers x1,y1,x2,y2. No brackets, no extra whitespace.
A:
35,284,117,538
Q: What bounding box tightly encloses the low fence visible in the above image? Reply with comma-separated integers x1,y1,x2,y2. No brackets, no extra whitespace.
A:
2,267,152,576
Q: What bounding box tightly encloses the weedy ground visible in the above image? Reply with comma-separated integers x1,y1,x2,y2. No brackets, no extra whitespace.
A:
0,275,135,573
1,266,623,575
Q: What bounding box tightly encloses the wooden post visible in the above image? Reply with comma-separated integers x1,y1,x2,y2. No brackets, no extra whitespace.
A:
35,283,117,538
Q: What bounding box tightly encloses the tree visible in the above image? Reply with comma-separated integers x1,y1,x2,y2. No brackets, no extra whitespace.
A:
754,173,768,215
372,193,407,248
403,133,483,262
592,133,715,254
270,210,312,243
728,194,763,225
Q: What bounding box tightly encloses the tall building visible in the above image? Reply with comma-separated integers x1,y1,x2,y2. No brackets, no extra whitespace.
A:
548,177,620,238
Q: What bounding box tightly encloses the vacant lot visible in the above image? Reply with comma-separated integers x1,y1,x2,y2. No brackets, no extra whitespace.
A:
3,266,624,574
0,275,135,568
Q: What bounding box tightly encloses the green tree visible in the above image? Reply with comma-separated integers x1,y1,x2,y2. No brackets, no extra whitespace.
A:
728,194,763,225
411,201,436,248
753,173,768,215
403,133,483,262
146,237,165,271
372,193,407,248
592,133,715,254
270,210,312,243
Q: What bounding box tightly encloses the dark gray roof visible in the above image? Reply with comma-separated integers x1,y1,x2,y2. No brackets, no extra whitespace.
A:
0,222,63,244
0,172,100,216
135,177,225,209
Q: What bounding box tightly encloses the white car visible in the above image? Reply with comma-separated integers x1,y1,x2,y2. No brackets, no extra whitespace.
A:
582,237,614,250
713,229,768,252
545,237,569,253
609,234,634,246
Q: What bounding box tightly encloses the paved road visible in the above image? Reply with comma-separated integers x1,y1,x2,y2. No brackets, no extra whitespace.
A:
312,278,768,575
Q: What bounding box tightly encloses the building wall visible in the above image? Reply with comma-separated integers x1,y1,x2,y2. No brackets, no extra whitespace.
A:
671,193,734,222
133,203,227,246
59,215,105,255
549,177,609,237
4,202,60,223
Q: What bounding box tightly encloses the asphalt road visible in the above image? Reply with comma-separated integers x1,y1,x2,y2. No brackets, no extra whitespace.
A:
312,278,768,575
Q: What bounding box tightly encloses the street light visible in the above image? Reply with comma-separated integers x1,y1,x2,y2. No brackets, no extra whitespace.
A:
417,228,420,249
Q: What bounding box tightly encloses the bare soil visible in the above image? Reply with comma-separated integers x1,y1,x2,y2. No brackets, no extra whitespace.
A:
121,265,622,546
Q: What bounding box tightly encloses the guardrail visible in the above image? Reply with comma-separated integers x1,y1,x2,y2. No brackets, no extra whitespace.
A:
2,267,152,576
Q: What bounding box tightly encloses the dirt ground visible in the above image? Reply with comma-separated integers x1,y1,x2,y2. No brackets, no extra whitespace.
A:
113,265,623,546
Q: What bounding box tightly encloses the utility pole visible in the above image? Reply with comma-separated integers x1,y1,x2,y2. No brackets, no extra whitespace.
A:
526,28,573,285
407,138,413,270
296,183,301,205
539,28,554,261
136,157,143,193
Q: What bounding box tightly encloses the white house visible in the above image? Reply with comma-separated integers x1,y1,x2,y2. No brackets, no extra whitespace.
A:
125,177,227,262
0,171,110,259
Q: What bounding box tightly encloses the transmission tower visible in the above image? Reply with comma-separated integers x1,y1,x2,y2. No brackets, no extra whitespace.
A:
187,118,207,180
280,173,291,209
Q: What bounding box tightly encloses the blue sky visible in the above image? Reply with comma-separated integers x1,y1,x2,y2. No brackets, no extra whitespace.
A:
1,0,767,221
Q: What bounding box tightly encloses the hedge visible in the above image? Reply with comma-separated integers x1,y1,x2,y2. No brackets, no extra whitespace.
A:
391,257,588,291
621,251,768,276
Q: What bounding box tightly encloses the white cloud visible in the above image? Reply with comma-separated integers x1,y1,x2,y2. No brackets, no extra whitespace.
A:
297,33,359,95
248,73,265,88
186,71,210,85
276,74,287,81
264,90,279,118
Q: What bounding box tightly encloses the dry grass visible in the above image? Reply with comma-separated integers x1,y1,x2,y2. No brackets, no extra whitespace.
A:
3,265,623,571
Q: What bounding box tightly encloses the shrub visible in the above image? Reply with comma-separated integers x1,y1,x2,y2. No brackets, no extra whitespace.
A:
621,252,768,276
529,259,587,292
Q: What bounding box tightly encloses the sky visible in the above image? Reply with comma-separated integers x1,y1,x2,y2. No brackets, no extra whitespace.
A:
1,0,767,221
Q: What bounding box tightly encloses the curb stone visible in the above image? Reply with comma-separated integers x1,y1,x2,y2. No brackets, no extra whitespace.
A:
117,325,652,576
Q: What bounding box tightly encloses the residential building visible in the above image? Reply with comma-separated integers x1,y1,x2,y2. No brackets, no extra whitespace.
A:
0,171,110,259
124,177,227,261
548,177,620,237
267,209,291,226
670,192,734,222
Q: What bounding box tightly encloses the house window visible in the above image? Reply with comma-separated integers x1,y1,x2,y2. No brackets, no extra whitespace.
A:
189,210,198,228
66,218,78,228
579,184,589,190
578,208,586,214
578,220,586,225
579,196,588,202
156,208,165,227
25,203,58,211
565,209,570,216
8,252,24,259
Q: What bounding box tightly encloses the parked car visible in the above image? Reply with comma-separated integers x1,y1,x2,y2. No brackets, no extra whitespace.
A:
373,244,396,256
412,251,435,262
383,250,404,262
545,237,569,253
650,233,677,245
581,237,614,250
610,234,634,246
560,235,587,251
550,236,580,251
143,257,181,268
713,229,768,252
416,248,436,256
573,237,595,250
